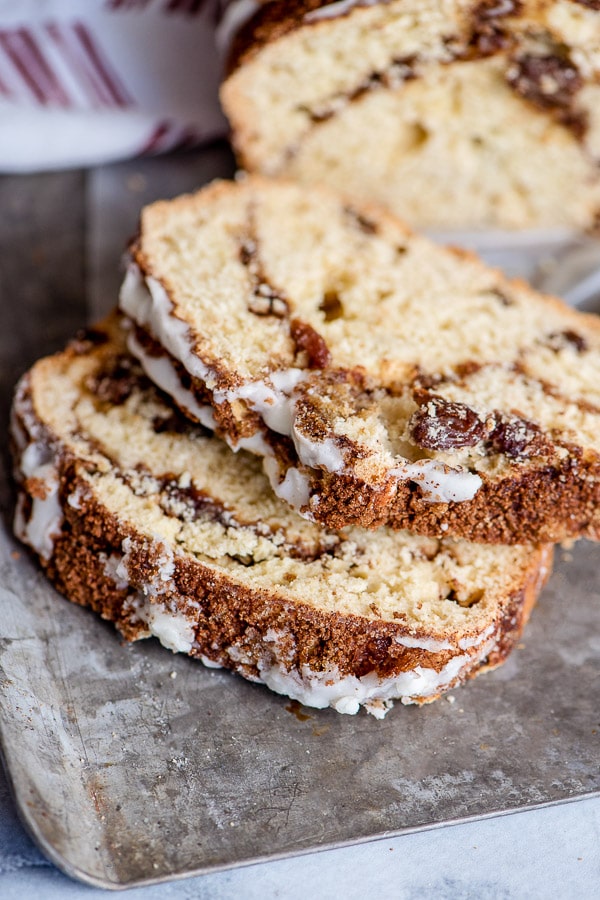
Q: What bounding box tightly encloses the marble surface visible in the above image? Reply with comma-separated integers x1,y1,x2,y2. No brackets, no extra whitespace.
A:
1,765,599,898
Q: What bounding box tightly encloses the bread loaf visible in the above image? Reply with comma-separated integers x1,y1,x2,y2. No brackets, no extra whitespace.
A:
10,314,552,717
220,0,600,230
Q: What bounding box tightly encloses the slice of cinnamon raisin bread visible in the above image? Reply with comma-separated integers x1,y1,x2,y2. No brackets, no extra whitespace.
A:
120,176,600,543
10,314,552,717
220,0,600,230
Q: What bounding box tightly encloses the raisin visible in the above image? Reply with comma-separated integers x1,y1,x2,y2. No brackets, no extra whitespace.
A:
546,330,588,353
290,318,332,369
488,414,547,458
410,396,485,450
507,53,583,111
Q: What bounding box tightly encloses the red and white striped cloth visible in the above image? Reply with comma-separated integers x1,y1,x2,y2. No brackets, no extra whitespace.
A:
0,0,242,171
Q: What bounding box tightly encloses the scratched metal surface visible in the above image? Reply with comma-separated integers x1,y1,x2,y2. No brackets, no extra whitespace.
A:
0,148,600,890
1,519,599,890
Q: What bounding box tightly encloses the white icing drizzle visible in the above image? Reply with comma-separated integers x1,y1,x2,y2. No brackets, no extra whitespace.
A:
234,431,273,457
263,458,311,512
67,485,87,510
264,627,297,664
395,634,453,652
123,264,326,466
292,426,345,472
102,552,129,591
100,537,497,717
122,265,311,449
101,539,198,655
391,459,482,504
133,595,196,654
254,650,488,718
304,0,381,23
14,482,61,562
127,329,217,431
12,435,63,562
221,628,497,717
128,323,275,457
120,264,217,391
458,624,495,650
21,441,50,478
116,535,175,598
199,654,224,669
114,537,133,586
225,369,305,435
227,371,347,473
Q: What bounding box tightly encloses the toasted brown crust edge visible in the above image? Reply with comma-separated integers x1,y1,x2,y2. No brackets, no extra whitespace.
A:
307,452,600,543
224,0,341,77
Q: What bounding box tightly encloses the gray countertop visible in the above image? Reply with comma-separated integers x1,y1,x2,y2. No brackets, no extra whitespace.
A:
1,767,599,898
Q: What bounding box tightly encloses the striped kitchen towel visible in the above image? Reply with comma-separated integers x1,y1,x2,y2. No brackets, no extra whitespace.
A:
0,0,243,171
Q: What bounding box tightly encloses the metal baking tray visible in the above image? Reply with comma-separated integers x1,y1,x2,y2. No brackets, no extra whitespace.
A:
1,492,599,888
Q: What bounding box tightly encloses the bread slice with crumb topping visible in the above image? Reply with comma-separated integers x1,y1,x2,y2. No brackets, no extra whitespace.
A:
10,314,552,717
121,175,600,543
220,0,600,230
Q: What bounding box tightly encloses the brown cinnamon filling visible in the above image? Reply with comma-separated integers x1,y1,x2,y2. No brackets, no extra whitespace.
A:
303,56,417,124
290,318,332,369
86,355,150,407
239,234,290,318
545,329,588,354
156,473,342,561
506,52,587,137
